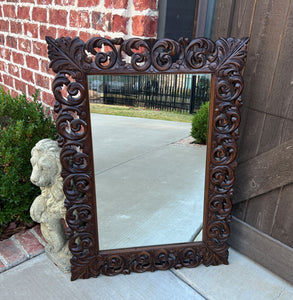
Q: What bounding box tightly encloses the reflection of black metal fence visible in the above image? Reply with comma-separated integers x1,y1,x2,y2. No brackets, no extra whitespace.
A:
88,74,210,113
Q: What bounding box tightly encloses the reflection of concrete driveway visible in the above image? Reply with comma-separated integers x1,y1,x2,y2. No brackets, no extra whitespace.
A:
90,114,207,250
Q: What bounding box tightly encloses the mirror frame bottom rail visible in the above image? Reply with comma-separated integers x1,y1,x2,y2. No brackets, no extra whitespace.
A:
87,242,222,276
46,36,249,280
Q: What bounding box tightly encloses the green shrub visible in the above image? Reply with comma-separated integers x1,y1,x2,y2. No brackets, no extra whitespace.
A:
0,87,57,232
191,101,209,144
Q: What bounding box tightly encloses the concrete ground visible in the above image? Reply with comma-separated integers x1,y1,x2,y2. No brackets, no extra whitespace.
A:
1,249,292,300
90,114,206,250
0,115,292,299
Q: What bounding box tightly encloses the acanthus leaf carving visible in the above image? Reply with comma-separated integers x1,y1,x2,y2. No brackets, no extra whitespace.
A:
46,36,90,79
210,37,249,76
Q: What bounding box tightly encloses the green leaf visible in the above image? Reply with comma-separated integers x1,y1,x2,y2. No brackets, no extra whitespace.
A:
0,86,57,232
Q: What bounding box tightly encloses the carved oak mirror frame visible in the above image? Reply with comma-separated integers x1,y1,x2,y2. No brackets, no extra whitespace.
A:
46,36,248,280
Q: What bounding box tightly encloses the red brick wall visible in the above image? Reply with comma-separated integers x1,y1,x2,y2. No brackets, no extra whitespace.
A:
0,0,159,108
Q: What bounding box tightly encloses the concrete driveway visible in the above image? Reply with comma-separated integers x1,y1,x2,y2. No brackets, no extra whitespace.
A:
90,114,206,250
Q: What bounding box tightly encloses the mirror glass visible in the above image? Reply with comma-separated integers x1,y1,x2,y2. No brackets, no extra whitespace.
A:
88,74,211,250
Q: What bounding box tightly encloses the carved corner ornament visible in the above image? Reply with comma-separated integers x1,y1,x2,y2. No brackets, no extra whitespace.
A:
45,36,249,280
30,138,72,272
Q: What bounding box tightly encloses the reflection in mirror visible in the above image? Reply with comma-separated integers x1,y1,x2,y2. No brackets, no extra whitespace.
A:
88,74,211,250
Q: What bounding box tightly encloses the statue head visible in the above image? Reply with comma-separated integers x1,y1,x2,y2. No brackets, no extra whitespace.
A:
30,139,61,188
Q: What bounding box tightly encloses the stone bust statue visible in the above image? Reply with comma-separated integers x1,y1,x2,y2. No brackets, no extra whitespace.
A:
30,138,71,272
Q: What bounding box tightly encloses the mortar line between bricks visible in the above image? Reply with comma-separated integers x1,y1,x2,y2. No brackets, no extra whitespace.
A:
11,236,30,259
0,252,8,267
30,227,46,246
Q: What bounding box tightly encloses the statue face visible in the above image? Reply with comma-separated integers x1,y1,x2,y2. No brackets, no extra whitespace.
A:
30,152,59,187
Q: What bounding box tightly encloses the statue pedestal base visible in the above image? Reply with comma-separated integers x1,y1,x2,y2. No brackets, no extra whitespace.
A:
45,241,71,273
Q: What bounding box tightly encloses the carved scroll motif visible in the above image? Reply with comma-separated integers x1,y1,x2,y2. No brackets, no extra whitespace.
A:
46,36,249,280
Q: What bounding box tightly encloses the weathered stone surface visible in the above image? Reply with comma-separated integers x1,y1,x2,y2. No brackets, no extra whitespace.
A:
30,139,72,272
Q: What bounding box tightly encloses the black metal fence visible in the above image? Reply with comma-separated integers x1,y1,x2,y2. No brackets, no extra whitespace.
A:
88,74,210,114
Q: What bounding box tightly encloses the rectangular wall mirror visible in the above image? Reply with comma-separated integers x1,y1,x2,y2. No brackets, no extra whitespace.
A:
46,36,248,280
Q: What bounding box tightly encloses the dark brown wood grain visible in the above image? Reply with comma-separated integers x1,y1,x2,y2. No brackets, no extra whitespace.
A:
244,189,280,235
229,0,257,38
281,119,293,144
258,114,285,154
212,0,234,38
242,0,291,113
271,183,293,247
237,0,293,161
46,36,249,280
236,108,265,163
266,2,293,120
214,0,293,280
229,216,293,284
234,138,293,204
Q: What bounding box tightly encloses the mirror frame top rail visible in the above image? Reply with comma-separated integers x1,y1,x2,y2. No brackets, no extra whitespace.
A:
46,36,249,281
